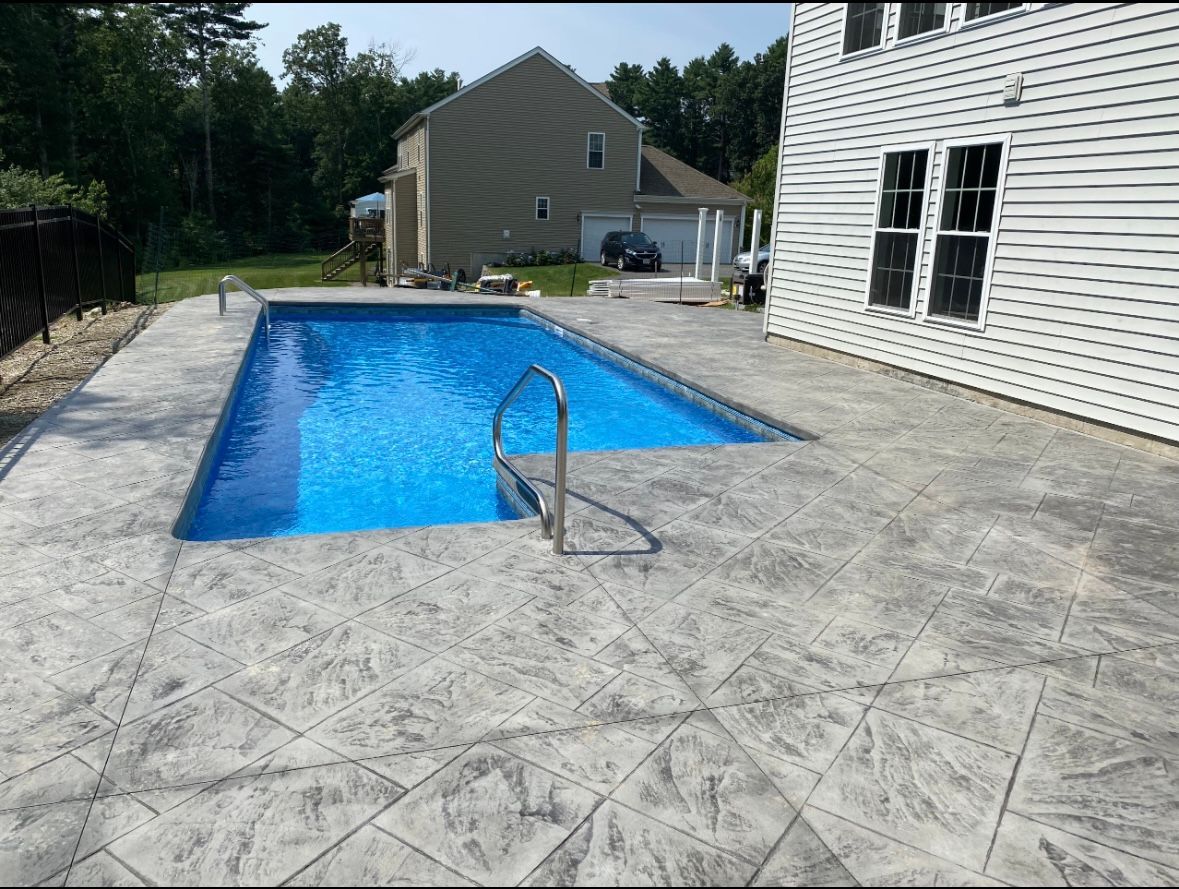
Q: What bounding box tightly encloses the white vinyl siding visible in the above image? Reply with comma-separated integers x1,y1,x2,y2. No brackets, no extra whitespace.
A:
766,2,1179,444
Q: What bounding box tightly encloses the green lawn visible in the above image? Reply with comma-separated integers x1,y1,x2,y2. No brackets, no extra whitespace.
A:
484,263,618,296
136,252,348,304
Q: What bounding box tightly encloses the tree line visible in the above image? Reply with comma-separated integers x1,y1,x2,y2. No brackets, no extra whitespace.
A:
0,4,786,263
0,3,458,260
607,39,785,243
606,39,786,185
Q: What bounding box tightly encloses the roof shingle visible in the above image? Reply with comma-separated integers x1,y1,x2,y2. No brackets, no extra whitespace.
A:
639,145,748,202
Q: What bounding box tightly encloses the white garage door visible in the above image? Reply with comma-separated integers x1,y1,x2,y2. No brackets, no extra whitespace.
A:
580,214,632,261
641,215,735,265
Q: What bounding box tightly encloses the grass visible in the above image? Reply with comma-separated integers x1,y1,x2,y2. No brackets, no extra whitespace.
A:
136,252,348,304
484,263,618,296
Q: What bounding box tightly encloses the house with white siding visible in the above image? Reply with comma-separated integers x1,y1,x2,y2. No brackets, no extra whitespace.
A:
764,2,1179,453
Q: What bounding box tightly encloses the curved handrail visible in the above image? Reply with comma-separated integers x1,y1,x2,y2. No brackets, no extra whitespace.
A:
218,274,270,338
492,365,567,554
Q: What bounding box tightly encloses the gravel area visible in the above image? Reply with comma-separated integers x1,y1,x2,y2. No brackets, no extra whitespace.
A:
0,302,167,446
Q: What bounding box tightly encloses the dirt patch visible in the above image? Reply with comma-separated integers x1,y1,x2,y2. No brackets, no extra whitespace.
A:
0,302,168,447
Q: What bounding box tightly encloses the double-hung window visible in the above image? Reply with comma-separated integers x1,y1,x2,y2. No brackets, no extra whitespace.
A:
867,147,931,314
964,2,1024,23
535,196,549,221
898,3,948,40
587,132,605,169
842,3,886,56
927,138,1009,327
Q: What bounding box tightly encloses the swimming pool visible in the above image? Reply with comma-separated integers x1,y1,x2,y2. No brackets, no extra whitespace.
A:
178,305,793,540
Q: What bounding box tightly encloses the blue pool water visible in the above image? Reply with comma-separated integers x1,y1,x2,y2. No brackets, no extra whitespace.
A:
180,306,789,540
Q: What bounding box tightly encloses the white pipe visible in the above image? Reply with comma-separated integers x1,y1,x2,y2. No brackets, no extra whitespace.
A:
694,207,708,280
710,209,723,283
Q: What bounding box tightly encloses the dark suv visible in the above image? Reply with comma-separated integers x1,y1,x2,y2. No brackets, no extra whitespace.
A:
599,231,662,271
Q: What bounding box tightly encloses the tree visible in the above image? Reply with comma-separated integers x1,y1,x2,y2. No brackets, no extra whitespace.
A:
282,24,354,215
637,58,683,157
0,151,108,214
152,3,264,221
605,62,644,117
732,145,777,247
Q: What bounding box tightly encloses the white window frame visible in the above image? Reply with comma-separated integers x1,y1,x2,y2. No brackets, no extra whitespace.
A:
840,2,887,60
892,2,953,46
863,142,935,319
587,132,605,170
958,1,1031,30
535,196,550,221
922,133,1012,332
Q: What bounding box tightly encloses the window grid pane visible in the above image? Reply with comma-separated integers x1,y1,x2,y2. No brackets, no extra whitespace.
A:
843,3,885,54
588,133,605,169
939,143,1001,233
965,2,1021,21
899,3,946,39
931,141,1003,324
869,148,928,312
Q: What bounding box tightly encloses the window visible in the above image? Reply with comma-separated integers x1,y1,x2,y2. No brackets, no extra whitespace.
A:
964,2,1023,22
898,3,948,40
587,132,605,169
867,147,930,313
928,139,1009,326
535,196,549,221
842,3,886,56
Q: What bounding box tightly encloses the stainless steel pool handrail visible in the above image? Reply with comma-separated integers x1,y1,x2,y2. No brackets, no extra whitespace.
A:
492,365,567,554
218,274,270,338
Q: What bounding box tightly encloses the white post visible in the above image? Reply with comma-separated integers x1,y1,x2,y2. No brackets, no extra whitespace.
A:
710,209,724,283
694,207,708,280
750,209,763,274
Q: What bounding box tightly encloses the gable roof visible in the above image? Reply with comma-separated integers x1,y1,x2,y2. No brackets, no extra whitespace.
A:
639,145,749,202
392,47,644,140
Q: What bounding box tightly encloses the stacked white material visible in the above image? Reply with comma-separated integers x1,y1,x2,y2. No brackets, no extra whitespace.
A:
587,277,723,302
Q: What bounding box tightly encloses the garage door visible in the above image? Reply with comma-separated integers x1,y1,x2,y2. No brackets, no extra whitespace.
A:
641,216,735,265
580,214,632,261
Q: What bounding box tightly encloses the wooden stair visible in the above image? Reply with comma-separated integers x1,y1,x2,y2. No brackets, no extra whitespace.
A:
322,242,380,282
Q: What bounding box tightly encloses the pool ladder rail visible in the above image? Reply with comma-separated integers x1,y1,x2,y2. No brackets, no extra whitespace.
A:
493,365,568,555
218,274,270,340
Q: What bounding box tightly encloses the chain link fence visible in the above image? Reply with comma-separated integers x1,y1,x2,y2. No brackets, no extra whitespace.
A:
136,210,354,304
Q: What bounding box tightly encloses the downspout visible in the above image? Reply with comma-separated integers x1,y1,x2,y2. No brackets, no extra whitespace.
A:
763,16,797,339
635,125,642,192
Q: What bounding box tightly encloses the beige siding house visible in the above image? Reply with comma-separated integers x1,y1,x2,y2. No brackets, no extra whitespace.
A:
381,47,747,277
765,2,1179,452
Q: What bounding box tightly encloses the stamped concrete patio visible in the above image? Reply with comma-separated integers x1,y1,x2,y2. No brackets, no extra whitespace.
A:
2,288,1178,887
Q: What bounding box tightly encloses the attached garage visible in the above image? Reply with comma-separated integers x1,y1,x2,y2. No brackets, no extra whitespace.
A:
640,214,736,265
580,213,632,262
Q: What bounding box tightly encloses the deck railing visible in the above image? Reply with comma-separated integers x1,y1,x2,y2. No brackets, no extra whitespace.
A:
349,217,384,242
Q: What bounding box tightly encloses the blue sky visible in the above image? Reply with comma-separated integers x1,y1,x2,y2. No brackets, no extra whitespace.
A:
249,3,791,85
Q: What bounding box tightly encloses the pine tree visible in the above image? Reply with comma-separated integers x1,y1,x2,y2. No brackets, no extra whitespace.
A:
152,3,264,222
605,62,645,117
638,58,683,157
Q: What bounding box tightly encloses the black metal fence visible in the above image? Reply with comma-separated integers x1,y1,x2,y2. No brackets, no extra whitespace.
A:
0,205,136,358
